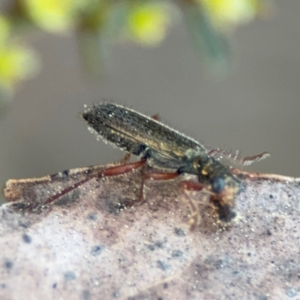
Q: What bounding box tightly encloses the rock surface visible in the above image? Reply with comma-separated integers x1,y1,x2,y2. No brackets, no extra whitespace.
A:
1,164,299,299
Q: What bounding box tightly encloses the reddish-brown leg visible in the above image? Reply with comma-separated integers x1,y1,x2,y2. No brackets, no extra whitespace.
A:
43,159,147,206
126,171,180,207
143,172,179,181
46,115,162,208
102,159,146,176
179,180,204,191
134,172,204,231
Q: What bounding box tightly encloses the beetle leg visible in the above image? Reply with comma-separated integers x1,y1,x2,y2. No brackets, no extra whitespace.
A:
124,171,180,207
126,170,201,231
101,159,146,176
179,180,204,191
131,174,204,231
43,159,147,206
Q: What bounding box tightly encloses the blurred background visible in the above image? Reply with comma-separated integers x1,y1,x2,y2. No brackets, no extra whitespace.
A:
0,0,299,203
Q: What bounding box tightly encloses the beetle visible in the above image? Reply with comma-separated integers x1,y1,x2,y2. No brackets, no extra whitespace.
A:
80,103,269,225
42,103,269,229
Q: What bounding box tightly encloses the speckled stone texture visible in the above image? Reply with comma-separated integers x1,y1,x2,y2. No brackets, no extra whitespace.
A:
1,164,299,300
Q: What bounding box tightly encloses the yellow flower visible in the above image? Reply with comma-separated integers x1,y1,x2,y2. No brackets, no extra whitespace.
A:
0,45,39,91
24,0,87,32
127,3,173,46
201,0,258,27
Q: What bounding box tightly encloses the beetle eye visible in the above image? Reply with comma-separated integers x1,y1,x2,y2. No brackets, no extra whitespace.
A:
211,177,225,193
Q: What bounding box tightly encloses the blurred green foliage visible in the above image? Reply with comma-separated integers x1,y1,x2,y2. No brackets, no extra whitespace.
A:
0,0,269,103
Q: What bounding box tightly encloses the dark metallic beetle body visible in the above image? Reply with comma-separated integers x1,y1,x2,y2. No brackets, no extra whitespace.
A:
82,103,241,221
